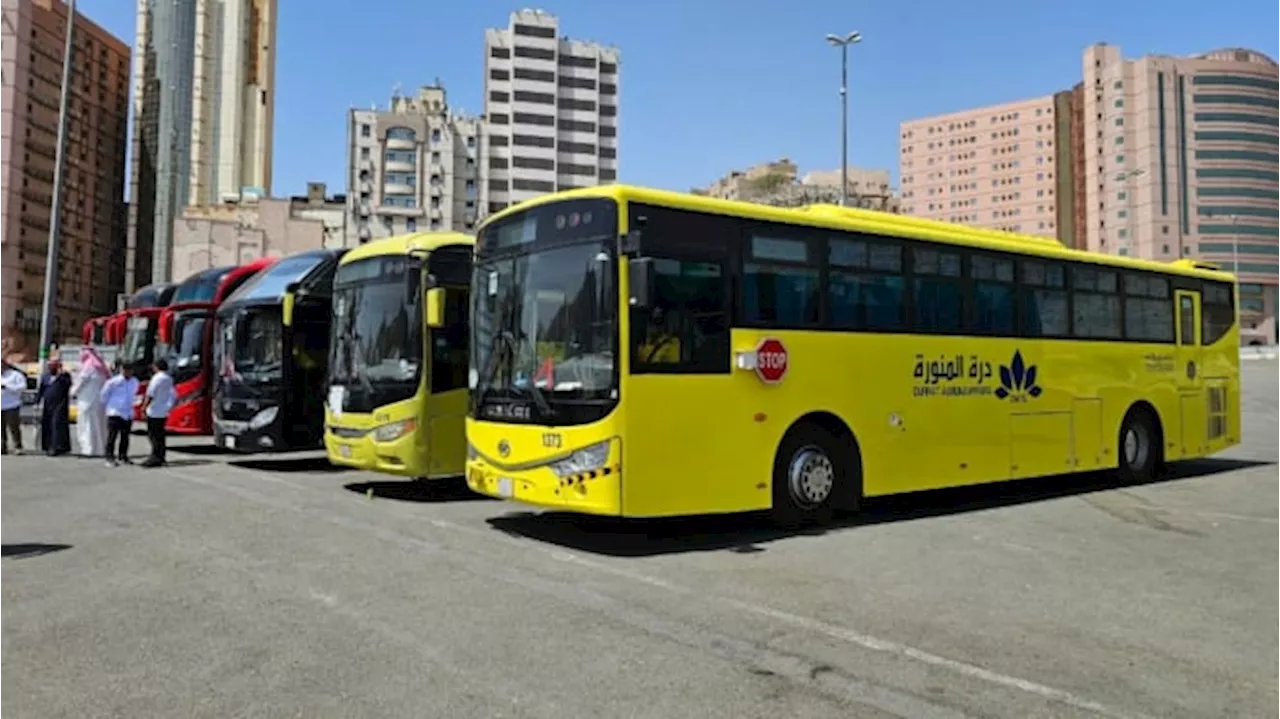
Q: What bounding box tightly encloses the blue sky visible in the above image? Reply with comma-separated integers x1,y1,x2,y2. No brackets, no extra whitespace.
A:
79,0,1277,199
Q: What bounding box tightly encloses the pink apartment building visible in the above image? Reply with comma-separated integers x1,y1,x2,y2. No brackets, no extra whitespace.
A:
1082,44,1276,343
899,95,1072,242
900,43,1278,343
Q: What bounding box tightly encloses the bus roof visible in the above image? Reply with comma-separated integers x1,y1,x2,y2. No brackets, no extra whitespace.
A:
219,249,346,311
478,184,1235,284
340,231,474,265
126,283,176,309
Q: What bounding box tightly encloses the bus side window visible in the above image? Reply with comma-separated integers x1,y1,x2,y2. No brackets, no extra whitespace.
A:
431,289,470,393
1020,260,1069,337
630,258,729,374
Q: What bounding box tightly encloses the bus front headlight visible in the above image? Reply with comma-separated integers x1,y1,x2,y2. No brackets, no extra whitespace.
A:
248,406,279,430
549,441,610,478
373,419,417,443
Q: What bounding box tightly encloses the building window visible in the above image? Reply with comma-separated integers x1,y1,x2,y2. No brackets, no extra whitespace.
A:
361,124,370,137
386,127,415,140
406,218,417,232
1114,136,1124,145
1114,118,1124,126
1113,80,1123,90
1113,99,1124,108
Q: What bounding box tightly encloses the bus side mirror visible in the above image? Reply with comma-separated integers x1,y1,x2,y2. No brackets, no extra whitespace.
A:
425,287,446,328
628,257,655,310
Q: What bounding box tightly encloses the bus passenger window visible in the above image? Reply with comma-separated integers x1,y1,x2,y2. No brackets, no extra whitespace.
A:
912,248,963,332
827,238,904,330
1072,267,1121,339
970,254,1015,335
631,258,728,374
1020,260,1068,337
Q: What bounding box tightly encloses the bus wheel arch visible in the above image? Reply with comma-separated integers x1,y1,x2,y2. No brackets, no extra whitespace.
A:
1117,401,1164,481
770,412,863,527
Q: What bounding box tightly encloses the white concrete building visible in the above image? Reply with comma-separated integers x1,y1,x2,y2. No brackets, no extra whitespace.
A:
346,85,484,243
483,9,619,213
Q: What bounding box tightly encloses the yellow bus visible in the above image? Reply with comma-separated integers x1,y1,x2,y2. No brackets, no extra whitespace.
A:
323,232,473,479
464,185,1240,526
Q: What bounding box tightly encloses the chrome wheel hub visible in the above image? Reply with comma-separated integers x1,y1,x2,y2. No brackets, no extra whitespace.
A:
788,447,834,508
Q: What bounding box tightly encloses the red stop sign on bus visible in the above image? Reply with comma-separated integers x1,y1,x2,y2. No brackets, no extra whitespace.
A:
754,337,789,383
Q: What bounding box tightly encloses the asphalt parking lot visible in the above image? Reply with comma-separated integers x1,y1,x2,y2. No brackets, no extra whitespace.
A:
3,363,1276,719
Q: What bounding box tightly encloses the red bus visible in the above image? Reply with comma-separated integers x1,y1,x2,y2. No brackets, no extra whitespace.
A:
158,258,276,435
81,283,177,419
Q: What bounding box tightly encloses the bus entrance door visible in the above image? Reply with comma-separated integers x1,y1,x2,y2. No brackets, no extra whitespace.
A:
1174,290,1204,458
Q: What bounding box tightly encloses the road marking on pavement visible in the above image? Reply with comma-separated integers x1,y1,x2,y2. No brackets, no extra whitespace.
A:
174,462,1146,719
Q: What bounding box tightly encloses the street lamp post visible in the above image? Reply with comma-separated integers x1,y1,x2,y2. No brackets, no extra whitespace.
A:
39,0,77,359
826,31,861,207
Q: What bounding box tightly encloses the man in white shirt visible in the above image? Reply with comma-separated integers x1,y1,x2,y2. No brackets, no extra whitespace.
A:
1,359,27,454
100,362,139,466
141,358,175,467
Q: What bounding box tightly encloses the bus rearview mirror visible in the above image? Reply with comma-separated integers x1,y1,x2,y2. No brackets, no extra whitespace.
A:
628,257,655,309
425,288,446,328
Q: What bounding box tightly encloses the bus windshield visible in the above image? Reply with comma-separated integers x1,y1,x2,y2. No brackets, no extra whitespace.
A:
165,311,209,384
219,307,283,386
328,256,422,414
119,315,154,366
471,201,617,424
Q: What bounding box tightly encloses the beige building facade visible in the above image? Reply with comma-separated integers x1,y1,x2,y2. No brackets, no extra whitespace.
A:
697,158,899,211
188,0,275,205
347,85,483,244
128,0,277,288
1,0,131,356
170,183,343,281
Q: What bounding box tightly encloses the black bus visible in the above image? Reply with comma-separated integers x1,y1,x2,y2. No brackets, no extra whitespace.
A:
212,249,346,452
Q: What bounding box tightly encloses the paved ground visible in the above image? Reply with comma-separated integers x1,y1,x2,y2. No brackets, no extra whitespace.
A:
4,364,1277,718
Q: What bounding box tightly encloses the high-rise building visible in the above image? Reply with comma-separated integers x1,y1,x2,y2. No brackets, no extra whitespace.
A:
1081,43,1277,340
482,9,619,214
899,95,1076,243
1,0,131,356
188,0,275,205
128,0,276,288
346,85,484,244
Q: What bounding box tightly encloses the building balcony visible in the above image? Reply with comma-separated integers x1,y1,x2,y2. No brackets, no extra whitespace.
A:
384,160,415,173
386,137,417,151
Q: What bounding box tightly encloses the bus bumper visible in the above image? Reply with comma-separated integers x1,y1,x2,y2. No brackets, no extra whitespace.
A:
324,426,429,478
465,457,623,516
215,419,284,453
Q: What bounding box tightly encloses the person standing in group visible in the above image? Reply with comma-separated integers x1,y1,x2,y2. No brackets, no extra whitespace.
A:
70,347,109,457
1,358,27,455
38,359,72,456
141,358,174,468
100,362,139,467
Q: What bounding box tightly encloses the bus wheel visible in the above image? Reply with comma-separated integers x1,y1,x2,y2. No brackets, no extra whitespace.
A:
772,424,842,528
1117,408,1158,482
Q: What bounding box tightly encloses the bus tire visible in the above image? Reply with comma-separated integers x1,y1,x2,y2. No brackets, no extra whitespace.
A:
771,423,844,528
1116,406,1160,483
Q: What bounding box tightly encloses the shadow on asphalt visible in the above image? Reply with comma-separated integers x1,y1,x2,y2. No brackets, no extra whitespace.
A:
344,477,495,503
2,543,72,559
486,458,1274,558
233,457,347,473
168,444,226,456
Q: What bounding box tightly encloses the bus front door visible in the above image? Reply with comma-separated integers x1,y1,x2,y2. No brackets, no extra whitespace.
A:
1174,290,1204,458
